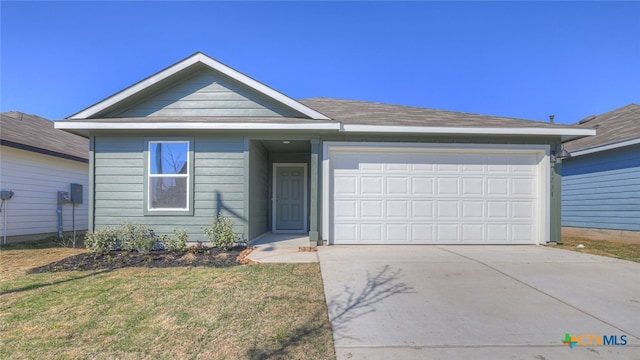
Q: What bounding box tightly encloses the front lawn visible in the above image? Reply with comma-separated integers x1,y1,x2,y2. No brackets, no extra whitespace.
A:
556,236,640,263
0,240,335,359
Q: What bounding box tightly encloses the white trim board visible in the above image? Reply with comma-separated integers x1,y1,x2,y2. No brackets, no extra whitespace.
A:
321,142,550,245
569,137,640,157
55,122,341,131
341,124,595,139
272,163,308,234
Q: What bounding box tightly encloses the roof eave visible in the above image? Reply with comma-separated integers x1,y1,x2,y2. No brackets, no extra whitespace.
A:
569,137,640,157
54,121,341,132
340,124,596,139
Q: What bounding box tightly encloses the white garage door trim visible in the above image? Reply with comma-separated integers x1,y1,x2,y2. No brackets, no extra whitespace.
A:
322,142,550,245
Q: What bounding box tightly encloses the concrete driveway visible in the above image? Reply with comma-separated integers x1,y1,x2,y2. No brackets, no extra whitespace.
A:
318,245,640,359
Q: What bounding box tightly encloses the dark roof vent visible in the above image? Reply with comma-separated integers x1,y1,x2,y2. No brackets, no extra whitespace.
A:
579,115,597,124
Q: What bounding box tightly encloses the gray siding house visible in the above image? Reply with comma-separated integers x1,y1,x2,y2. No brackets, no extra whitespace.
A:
562,104,640,241
56,52,593,246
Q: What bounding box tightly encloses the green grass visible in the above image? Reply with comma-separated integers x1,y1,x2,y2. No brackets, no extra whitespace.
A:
0,242,335,359
556,236,640,263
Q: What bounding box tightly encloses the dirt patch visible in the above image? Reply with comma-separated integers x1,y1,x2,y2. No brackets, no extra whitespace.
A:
28,246,255,273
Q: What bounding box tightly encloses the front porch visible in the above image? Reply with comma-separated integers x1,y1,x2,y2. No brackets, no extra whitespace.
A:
246,137,321,246
247,233,318,263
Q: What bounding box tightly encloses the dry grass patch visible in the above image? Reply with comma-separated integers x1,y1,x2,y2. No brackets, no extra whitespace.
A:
0,241,335,359
556,236,640,263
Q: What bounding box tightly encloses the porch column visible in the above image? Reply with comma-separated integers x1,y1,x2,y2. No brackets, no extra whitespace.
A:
309,138,320,246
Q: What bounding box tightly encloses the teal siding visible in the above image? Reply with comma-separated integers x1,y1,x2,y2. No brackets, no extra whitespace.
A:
248,141,269,239
113,69,301,118
93,135,245,242
562,144,640,231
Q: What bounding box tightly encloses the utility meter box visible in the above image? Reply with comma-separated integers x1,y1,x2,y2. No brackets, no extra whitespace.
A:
70,183,83,204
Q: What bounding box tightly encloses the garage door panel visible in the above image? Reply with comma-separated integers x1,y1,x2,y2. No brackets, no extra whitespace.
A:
487,178,509,195
462,201,483,218
511,178,535,196
360,176,382,194
437,177,459,195
386,200,409,218
335,200,356,218
361,224,383,242
411,224,434,242
411,200,434,218
512,201,534,219
462,177,484,195
488,201,509,219
387,177,409,194
512,224,534,243
411,177,434,194
488,224,509,241
335,223,357,242
331,149,540,244
437,224,459,242
437,201,459,218
361,200,383,218
386,224,409,242
462,224,484,243
335,176,357,194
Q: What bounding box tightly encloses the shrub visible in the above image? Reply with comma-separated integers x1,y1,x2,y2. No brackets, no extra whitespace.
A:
202,213,243,251
131,237,156,255
85,226,118,256
164,228,189,252
117,222,153,252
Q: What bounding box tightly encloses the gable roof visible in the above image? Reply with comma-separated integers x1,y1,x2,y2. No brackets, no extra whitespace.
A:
68,52,330,120
56,52,594,141
1,112,88,162
301,98,594,140
563,104,640,156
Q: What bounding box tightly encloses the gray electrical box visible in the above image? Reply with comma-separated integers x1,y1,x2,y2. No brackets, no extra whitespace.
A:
0,190,14,200
70,183,83,204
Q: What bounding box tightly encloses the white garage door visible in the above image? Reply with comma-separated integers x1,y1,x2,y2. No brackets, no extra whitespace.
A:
330,148,541,244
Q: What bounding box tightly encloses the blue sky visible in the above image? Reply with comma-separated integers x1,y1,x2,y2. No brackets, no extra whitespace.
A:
1,1,638,124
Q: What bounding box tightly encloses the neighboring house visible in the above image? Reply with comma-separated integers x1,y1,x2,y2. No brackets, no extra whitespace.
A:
561,104,640,241
0,112,89,243
55,52,593,246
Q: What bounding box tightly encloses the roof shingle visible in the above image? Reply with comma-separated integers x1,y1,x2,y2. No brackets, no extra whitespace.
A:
563,104,640,152
1,111,88,161
300,97,581,129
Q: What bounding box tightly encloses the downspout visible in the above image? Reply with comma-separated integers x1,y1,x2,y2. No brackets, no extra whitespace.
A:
2,199,7,245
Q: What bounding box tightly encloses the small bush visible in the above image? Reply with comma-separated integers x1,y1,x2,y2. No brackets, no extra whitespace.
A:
118,222,153,252
132,237,156,255
85,227,118,256
202,213,244,251
164,228,189,252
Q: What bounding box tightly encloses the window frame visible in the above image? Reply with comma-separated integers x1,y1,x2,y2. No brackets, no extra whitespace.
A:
144,137,194,216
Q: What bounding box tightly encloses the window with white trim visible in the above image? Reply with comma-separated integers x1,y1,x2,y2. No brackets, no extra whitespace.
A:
148,140,190,211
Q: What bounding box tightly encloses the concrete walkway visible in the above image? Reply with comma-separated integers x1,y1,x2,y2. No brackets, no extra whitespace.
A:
318,245,640,359
246,233,318,263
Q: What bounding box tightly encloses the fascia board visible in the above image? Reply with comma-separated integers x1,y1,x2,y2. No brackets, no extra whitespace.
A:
54,121,341,131
69,53,331,121
569,137,640,157
69,55,200,119
341,124,597,137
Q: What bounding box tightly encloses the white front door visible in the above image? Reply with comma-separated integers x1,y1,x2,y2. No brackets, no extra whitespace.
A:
273,164,307,233
328,146,545,245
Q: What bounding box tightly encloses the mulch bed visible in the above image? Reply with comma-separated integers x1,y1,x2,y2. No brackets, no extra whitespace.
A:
28,246,255,273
